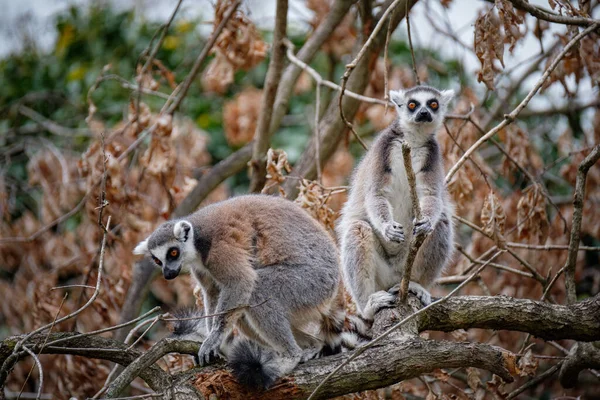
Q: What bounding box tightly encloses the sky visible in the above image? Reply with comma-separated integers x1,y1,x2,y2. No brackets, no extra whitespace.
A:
0,0,597,114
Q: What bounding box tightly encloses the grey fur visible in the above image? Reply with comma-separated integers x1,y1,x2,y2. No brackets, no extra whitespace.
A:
337,85,455,320
134,195,350,388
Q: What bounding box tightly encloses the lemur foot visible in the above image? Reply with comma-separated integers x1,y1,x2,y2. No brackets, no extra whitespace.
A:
413,217,433,236
383,221,405,243
388,282,432,306
408,281,432,305
197,334,222,366
363,290,397,320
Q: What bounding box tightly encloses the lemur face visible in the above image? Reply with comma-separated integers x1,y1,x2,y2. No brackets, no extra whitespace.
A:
133,220,194,280
389,86,454,131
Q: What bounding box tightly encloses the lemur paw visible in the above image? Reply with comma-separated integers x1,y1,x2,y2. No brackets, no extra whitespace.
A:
197,335,222,366
383,221,405,243
363,290,397,320
408,281,432,306
413,217,433,236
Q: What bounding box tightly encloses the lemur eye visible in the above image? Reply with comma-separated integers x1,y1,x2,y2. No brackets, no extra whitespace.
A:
152,256,162,267
167,247,180,261
430,101,439,110
408,102,417,110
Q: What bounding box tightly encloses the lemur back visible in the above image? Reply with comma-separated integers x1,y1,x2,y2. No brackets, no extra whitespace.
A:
337,86,455,320
134,195,358,389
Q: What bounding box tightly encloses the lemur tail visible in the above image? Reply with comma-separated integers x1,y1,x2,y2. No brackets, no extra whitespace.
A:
229,340,283,390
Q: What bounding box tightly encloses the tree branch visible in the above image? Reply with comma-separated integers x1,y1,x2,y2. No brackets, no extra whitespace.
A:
509,0,600,27
564,144,600,304
446,24,598,183
283,0,414,198
248,0,289,192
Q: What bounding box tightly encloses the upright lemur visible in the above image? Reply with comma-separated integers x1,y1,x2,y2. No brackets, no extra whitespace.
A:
134,195,358,389
337,85,455,320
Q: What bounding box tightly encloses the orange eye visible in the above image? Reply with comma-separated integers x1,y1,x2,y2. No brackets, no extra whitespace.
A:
408,102,416,110
170,249,178,258
430,101,438,110
152,256,162,266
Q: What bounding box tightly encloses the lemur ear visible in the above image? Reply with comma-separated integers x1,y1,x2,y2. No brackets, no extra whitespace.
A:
174,221,192,242
133,239,149,255
440,89,455,105
389,90,405,107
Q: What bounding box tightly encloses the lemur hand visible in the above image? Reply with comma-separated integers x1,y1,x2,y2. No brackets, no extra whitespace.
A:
383,221,405,242
413,217,433,236
197,332,222,366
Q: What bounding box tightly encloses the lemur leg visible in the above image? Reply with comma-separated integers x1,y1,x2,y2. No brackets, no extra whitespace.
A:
243,264,333,374
342,220,396,321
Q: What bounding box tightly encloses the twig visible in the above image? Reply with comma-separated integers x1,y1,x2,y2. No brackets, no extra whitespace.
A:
405,0,420,85
383,19,393,115
282,40,388,106
307,249,505,400
337,0,409,151
456,245,533,278
506,362,563,399
18,105,91,137
20,347,43,400
445,23,599,184
399,141,425,303
18,294,66,400
50,284,96,291
564,144,600,304
47,306,162,348
508,242,600,252
249,0,289,192
453,215,547,284
315,83,322,182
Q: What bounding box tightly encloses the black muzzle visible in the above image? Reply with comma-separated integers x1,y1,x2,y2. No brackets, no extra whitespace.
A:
415,109,432,122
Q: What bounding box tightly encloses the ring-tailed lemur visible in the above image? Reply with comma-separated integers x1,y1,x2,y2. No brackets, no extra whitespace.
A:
134,195,362,389
337,85,455,320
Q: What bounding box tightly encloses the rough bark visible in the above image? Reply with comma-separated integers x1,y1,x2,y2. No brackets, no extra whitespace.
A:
420,294,600,342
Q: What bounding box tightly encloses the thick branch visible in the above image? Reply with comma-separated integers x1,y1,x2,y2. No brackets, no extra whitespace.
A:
248,0,288,192
105,338,199,397
0,333,170,391
420,294,600,342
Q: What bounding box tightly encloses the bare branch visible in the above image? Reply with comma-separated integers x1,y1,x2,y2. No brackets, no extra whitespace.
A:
166,0,241,114
509,0,600,27
172,142,253,217
446,23,599,184
564,144,600,304
248,0,289,192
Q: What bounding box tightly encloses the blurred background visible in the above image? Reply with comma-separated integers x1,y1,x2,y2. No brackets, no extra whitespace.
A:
0,0,599,398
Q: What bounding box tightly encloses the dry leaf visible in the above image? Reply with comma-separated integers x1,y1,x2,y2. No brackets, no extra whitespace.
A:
466,367,481,391
474,10,504,90
481,191,507,249
517,184,550,244
517,349,539,377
